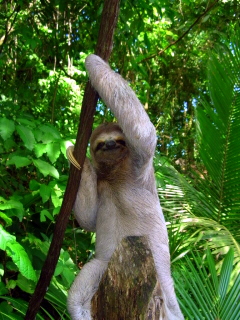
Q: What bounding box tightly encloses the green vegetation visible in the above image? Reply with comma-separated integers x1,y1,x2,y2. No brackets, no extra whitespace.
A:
0,1,239,318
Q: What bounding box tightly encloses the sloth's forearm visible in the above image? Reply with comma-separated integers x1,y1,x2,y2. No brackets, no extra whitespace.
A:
85,54,156,158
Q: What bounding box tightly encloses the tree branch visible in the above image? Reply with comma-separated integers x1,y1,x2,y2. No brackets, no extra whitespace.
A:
0,4,20,53
25,1,121,319
142,0,219,62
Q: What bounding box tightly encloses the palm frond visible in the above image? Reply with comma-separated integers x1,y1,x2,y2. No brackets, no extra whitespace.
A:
155,33,240,263
174,248,240,320
155,158,240,267
196,37,240,235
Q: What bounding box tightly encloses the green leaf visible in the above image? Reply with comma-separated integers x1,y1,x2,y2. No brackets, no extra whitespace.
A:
175,249,239,320
0,296,28,319
220,272,240,319
16,118,36,128
0,118,15,140
53,207,60,216
0,212,12,226
6,156,31,168
0,226,37,281
0,199,24,213
6,280,16,290
51,189,62,208
144,32,151,50
6,261,18,273
3,137,16,151
40,184,52,203
40,209,53,222
0,311,24,320
195,40,240,237
0,301,13,314
29,179,40,191
0,282,8,295
218,248,234,302
0,263,4,276
33,159,59,179
54,260,64,276
16,125,35,150
46,141,61,163
206,248,218,293
34,143,47,158
16,274,36,294
6,244,37,282
39,124,61,143
45,280,69,312
158,34,240,266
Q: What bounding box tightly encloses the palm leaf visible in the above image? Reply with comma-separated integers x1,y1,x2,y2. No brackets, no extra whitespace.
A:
174,248,240,320
156,158,240,266
195,37,240,236
155,33,240,264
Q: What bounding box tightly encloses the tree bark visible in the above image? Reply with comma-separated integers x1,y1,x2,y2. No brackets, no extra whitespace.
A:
92,237,165,320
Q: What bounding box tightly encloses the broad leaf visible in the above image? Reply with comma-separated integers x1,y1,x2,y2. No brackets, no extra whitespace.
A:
0,199,24,213
33,159,59,179
16,125,35,150
0,226,37,281
40,184,52,203
34,143,47,158
46,141,61,163
7,156,31,168
40,209,53,222
38,124,61,143
0,118,15,140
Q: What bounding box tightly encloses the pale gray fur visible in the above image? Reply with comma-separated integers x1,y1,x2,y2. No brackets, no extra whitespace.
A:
67,54,184,320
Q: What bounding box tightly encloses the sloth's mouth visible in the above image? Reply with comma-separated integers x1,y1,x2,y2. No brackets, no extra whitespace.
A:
95,139,126,153
104,146,121,151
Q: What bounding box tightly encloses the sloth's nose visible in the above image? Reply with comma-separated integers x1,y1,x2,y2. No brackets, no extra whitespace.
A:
105,140,116,149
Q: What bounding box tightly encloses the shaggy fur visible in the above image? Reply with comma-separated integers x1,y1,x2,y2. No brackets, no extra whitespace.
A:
67,54,184,320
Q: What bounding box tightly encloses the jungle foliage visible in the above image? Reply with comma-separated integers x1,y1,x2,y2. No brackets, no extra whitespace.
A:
0,0,239,318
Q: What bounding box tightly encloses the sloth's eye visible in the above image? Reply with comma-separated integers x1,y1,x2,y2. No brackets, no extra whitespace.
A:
96,142,105,151
117,139,126,146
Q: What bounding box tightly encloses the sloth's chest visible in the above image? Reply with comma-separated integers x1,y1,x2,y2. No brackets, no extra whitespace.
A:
96,185,159,238
97,182,155,217
98,184,132,211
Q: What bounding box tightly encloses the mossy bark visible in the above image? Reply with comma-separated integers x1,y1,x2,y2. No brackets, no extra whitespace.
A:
92,236,164,319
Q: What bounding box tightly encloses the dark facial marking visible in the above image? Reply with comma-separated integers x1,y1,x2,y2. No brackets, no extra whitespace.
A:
95,142,105,151
116,139,126,146
95,138,126,153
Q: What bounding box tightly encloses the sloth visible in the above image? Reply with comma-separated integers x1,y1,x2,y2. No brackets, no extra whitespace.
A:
67,54,184,320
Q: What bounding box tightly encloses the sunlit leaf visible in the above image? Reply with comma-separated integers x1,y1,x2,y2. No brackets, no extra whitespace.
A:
0,118,15,140
16,125,35,150
0,226,37,282
33,159,59,179
7,156,31,168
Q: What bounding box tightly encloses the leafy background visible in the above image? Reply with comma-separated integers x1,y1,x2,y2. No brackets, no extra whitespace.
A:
0,0,239,319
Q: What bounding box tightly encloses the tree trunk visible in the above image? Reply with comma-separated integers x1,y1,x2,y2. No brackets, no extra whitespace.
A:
92,237,164,319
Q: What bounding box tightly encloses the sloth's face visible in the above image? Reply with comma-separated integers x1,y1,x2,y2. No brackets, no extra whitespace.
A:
90,123,129,170
92,131,128,165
